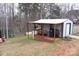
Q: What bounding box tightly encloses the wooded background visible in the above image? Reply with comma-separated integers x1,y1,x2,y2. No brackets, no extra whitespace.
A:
0,3,79,38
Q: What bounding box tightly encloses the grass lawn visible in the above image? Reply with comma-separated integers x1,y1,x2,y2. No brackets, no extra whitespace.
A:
0,24,79,56
0,35,79,56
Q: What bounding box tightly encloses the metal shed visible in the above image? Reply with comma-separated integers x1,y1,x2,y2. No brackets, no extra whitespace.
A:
29,19,73,42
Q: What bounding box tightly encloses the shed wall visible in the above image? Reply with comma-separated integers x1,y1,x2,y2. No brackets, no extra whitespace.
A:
63,20,73,37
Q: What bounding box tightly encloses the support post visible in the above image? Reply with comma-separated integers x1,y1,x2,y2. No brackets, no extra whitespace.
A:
41,24,43,36
54,24,56,41
33,24,35,40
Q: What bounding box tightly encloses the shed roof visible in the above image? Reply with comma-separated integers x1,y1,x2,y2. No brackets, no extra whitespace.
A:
30,19,70,24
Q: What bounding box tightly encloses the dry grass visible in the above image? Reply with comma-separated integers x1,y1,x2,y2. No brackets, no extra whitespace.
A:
0,36,60,56
0,25,79,56
0,35,79,56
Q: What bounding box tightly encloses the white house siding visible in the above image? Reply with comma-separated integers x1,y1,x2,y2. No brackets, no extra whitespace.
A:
71,22,73,35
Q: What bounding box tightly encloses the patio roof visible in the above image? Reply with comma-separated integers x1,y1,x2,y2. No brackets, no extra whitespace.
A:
29,19,68,24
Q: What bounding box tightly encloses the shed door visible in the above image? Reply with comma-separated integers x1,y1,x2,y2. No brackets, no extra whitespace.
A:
65,23,71,36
